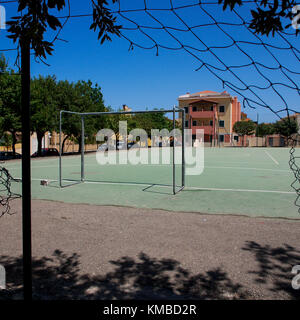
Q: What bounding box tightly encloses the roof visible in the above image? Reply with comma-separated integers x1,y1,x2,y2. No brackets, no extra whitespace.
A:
178,90,231,99
282,113,300,120
193,90,219,95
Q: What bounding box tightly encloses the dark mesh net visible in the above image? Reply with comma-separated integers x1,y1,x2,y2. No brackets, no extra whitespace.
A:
0,165,21,217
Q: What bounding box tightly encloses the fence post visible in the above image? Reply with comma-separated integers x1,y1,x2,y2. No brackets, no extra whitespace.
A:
21,37,32,300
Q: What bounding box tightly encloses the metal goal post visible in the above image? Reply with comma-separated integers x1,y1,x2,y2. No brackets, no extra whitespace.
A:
59,106,185,194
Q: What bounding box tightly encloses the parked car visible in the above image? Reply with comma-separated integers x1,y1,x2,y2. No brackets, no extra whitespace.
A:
117,141,126,150
31,148,59,157
127,142,137,149
97,143,108,152
0,151,22,160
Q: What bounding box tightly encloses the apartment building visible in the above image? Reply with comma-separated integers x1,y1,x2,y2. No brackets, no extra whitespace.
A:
178,90,241,146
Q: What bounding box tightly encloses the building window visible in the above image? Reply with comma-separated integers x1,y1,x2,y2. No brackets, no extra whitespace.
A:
219,134,224,142
184,107,189,114
209,120,213,126
185,121,189,128
192,106,197,112
234,136,239,142
219,120,225,127
192,120,197,126
219,105,225,113
210,106,214,111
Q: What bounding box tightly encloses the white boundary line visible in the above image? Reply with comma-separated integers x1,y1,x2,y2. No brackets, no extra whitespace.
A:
8,164,289,173
25,178,294,194
264,150,279,165
186,186,293,194
205,166,287,172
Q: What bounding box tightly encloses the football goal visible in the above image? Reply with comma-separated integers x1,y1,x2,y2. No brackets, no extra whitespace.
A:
59,107,186,194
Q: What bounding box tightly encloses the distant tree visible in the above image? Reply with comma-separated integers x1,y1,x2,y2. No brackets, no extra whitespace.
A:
128,110,174,137
0,117,4,138
99,107,175,145
57,80,107,154
0,133,13,151
233,120,256,146
30,75,59,156
105,108,129,140
256,123,275,137
0,55,22,155
274,118,298,141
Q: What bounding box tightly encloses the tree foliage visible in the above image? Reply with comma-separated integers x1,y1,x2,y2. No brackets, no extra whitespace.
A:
7,0,122,60
256,122,275,137
0,133,13,150
0,55,22,155
7,0,65,59
219,0,299,36
273,118,298,137
6,0,297,62
1,54,176,156
233,120,256,145
233,120,256,137
57,79,108,153
31,75,58,155
128,111,174,136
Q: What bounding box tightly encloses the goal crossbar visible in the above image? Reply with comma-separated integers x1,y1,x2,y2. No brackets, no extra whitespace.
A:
59,106,185,194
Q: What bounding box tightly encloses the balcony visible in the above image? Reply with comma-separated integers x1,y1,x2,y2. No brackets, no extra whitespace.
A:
190,110,215,118
192,125,214,135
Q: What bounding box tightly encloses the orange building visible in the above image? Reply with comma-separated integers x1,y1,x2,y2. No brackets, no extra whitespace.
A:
178,90,241,145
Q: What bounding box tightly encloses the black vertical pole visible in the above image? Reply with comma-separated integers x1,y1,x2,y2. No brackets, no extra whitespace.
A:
256,113,259,147
181,109,185,188
21,38,32,300
59,111,62,187
173,106,176,195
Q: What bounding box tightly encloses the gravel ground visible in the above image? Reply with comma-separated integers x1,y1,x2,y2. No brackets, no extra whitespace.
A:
0,199,299,300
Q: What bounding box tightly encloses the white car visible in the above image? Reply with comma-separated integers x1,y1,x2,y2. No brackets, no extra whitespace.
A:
97,143,108,151
117,141,126,150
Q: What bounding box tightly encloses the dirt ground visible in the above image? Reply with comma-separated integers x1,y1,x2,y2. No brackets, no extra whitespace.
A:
0,199,299,300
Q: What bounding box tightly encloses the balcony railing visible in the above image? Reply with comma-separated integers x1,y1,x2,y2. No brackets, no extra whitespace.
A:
191,125,214,134
190,110,215,118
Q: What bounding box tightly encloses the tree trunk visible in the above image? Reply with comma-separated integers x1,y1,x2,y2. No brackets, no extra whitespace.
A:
78,135,82,154
61,135,69,155
11,131,17,156
36,131,44,157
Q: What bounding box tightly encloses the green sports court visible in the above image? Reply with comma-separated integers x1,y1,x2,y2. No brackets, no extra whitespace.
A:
4,147,300,219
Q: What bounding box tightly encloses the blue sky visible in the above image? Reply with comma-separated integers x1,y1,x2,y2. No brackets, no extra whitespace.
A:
0,0,299,123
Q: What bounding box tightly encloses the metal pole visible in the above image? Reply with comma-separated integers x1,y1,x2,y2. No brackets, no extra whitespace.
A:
217,118,220,148
181,109,185,188
21,38,32,300
58,108,185,192
173,106,176,195
59,111,62,187
81,116,85,182
214,110,216,147
61,109,183,117
256,113,259,147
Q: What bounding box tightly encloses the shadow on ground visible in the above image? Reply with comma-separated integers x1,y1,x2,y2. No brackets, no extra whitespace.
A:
242,241,300,299
1,242,299,300
0,250,249,300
